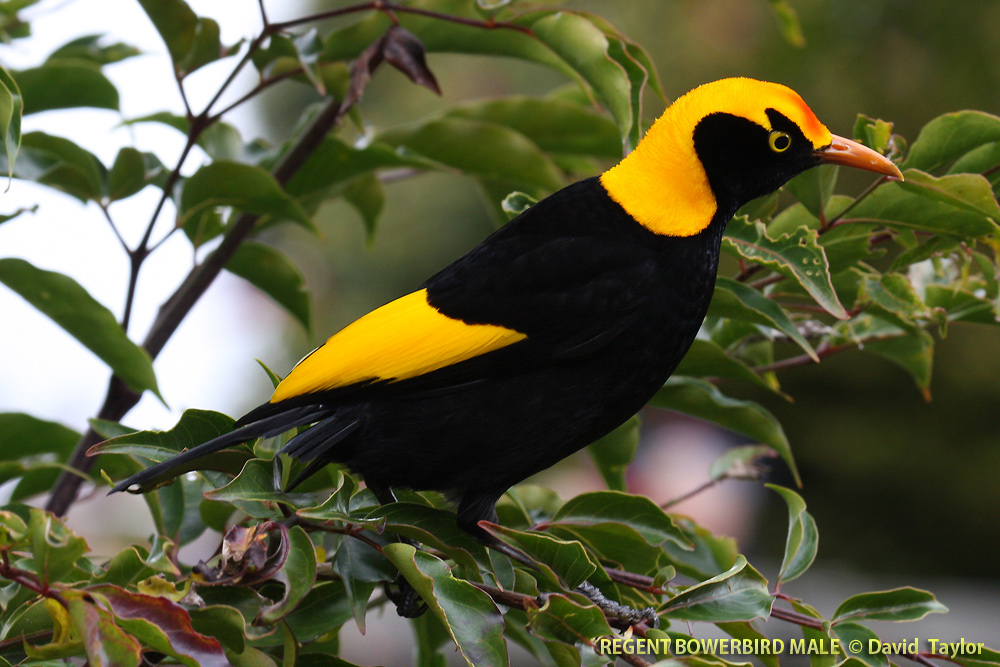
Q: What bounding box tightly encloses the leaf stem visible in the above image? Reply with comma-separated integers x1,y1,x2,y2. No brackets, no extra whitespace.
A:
768,605,824,630
823,175,889,230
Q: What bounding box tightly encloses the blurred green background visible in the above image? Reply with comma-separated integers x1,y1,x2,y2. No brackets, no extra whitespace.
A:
253,0,1000,579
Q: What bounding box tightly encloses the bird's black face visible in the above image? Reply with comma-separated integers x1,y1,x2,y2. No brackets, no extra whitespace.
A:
693,108,822,218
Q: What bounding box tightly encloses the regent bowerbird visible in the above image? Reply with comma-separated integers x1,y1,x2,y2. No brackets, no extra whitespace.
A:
108,77,902,616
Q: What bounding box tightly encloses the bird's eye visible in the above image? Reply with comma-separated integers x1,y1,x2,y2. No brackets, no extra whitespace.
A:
768,131,792,153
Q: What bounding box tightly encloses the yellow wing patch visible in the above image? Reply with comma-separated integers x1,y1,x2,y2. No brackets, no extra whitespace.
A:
270,289,526,402
601,78,832,238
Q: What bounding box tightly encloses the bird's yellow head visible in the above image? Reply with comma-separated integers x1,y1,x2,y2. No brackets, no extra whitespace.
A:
601,77,901,237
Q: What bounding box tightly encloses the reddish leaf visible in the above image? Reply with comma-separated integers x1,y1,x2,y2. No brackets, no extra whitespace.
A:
89,585,229,667
67,593,142,667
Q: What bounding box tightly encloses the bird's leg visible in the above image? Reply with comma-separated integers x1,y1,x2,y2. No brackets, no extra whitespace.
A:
369,484,427,618
460,497,658,628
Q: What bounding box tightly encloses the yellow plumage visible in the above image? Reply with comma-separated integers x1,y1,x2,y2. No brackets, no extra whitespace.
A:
270,289,527,402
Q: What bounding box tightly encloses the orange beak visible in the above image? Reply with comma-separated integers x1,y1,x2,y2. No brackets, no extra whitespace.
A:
815,134,903,179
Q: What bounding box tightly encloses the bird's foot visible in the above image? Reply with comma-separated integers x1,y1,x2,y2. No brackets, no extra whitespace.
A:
575,581,659,628
384,576,428,618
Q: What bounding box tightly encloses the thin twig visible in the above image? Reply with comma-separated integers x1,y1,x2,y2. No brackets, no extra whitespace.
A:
98,204,129,253
768,605,824,630
661,476,727,510
824,175,889,229
268,0,533,35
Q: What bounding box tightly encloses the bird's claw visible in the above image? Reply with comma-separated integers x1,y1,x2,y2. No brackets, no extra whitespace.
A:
385,576,428,618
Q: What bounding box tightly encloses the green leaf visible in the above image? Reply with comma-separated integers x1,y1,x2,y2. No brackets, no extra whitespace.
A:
767,0,806,46
342,173,385,243
867,330,934,396
0,258,159,397
479,523,598,589
107,146,148,201
13,63,119,114
5,131,106,201
723,215,847,319
832,587,947,624
831,623,890,667
661,555,773,622
47,34,142,65
0,64,22,179
177,16,223,76
526,593,614,646
501,191,537,220
384,544,508,667
674,338,776,392
551,490,688,550
28,508,89,584
652,376,799,485
940,646,1000,667
717,622,780,667
848,174,1000,238
0,413,78,467
586,416,639,491
377,117,564,192
903,110,1000,173
365,502,487,571
786,165,838,220
767,485,818,585
179,161,314,231
257,526,318,624
898,169,1000,220
136,0,199,67
89,408,235,463
853,114,894,154
709,277,819,360
857,270,932,323
226,242,311,331
447,95,621,159
531,12,633,148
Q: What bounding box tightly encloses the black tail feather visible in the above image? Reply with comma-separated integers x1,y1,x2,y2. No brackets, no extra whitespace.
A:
108,405,332,494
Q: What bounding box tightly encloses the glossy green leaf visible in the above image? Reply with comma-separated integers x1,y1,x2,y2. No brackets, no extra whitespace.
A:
332,534,393,634
586,415,639,491
107,146,147,201
832,623,889,667
552,490,687,550
940,646,1000,667
177,16,223,76
446,96,620,158
768,485,818,585
13,63,119,114
257,526,317,624
661,555,772,622
89,408,234,463
479,523,598,589
226,241,311,331
384,544,508,667
652,376,799,484
925,285,1000,324
717,622,780,667
366,502,487,571
531,12,632,147
903,110,1000,173
187,605,247,653
786,165,838,220
0,64,22,179
377,117,564,192
709,277,818,360
674,338,776,392
136,0,224,75
5,131,105,201
857,270,932,323
0,413,78,466
867,330,934,395
848,172,1000,238
526,593,614,646
723,215,847,319
832,587,947,624
0,258,159,397
179,161,313,230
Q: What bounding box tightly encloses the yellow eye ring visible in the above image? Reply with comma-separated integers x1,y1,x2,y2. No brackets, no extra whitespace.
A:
769,131,792,153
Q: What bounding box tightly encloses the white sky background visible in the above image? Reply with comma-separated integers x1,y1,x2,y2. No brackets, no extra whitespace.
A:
0,0,311,433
